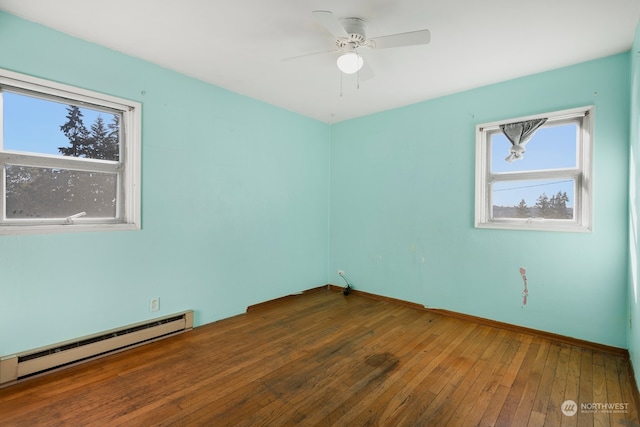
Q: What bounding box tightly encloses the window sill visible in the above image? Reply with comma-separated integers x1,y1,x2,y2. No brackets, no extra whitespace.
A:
0,222,140,236
475,220,591,233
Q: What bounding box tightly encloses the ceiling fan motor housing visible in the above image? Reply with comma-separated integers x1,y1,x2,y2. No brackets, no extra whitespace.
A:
339,18,367,45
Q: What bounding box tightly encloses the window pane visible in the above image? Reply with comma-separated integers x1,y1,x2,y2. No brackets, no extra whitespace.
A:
492,179,574,219
5,165,117,219
490,123,577,173
3,91,120,161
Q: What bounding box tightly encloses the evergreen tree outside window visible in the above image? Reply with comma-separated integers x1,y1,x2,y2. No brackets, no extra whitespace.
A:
475,106,593,232
0,68,141,235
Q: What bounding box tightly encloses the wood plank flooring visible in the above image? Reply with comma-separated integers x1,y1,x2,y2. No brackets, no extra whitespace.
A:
0,288,638,426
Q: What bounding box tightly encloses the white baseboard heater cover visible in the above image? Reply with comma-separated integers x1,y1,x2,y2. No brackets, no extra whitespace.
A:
0,310,193,387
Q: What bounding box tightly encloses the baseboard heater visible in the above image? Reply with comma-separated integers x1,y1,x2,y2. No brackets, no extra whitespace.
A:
0,310,193,387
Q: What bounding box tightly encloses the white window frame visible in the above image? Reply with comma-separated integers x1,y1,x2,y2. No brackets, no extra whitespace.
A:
475,106,593,233
0,68,141,235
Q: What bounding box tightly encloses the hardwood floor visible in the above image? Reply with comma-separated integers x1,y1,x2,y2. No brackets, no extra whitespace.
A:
0,288,638,426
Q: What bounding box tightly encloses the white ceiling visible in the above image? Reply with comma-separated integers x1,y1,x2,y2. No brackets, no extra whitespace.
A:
1,0,639,123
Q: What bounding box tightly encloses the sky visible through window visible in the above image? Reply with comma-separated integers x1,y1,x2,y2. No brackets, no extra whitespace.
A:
490,123,577,208
2,91,111,156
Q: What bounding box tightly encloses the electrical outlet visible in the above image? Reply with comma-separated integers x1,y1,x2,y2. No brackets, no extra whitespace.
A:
150,297,160,312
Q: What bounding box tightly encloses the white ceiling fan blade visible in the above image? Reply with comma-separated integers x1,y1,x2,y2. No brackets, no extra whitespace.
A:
358,61,375,81
370,29,431,49
282,49,340,62
312,10,348,38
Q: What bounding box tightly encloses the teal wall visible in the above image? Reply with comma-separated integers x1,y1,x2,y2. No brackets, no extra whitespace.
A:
0,12,330,356
330,54,631,348
0,10,634,358
629,21,640,390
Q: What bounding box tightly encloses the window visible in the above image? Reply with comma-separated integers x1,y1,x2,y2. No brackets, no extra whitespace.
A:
475,106,593,232
0,69,141,235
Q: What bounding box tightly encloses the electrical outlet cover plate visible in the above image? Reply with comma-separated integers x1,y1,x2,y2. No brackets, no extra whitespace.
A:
150,297,160,312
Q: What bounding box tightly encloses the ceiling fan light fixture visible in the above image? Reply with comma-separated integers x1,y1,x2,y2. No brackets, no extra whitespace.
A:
337,52,364,74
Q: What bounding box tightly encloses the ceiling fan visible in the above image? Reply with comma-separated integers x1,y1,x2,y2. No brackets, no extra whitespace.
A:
308,10,431,77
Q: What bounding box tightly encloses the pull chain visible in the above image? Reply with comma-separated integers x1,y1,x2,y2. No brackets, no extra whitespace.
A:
356,48,360,90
